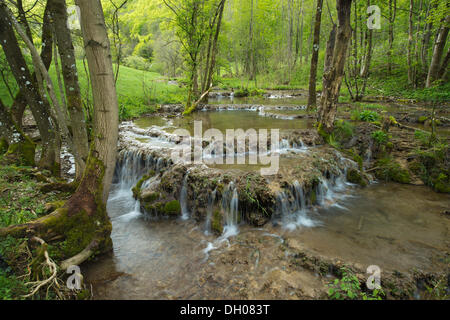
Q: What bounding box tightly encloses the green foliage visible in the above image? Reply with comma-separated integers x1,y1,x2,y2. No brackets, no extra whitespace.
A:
0,164,69,229
0,269,26,300
411,140,450,193
0,236,28,300
164,200,181,216
123,55,152,71
424,275,450,300
358,110,380,122
372,130,390,145
375,158,411,184
333,120,355,143
327,267,385,300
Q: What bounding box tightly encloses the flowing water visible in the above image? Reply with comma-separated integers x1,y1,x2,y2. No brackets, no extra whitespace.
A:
85,96,450,300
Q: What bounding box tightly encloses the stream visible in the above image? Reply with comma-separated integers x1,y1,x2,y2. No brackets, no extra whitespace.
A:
84,94,450,300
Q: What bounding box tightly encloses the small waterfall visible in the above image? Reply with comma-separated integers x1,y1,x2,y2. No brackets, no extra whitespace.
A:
110,150,171,221
221,182,240,236
180,173,190,220
204,189,217,235
293,180,306,210
276,180,319,231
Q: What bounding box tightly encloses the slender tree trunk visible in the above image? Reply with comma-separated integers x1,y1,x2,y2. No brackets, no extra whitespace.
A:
438,47,450,80
407,0,414,85
387,0,396,74
318,0,352,133
50,0,89,179
75,0,119,201
308,0,324,109
248,0,255,81
299,0,304,65
206,0,226,92
426,15,450,87
11,0,54,128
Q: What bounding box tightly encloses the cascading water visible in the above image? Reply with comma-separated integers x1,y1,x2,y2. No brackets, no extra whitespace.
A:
277,180,318,231
220,182,240,237
204,189,217,235
109,150,168,221
180,173,190,220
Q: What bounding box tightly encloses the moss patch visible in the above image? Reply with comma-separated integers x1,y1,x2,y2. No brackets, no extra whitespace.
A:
163,200,181,216
346,169,368,187
6,138,36,167
212,209,223,234
375,158,411,184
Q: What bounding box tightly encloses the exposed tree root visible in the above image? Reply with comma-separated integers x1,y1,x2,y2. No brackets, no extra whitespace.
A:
40,181,79,194
22,237,60,299
60,240,98,271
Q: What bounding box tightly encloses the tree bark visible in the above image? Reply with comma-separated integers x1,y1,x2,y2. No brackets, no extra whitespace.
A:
75,0,119,202
11,0,54,128
206,0,226,92
50,0,89,180
307,0,324,109
318,0,352,133
387,0,396,74
426,15,450,87
407,0,414,85
437,46,450,80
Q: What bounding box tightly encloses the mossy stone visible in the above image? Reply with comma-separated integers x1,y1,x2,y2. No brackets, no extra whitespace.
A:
212,209,223,234
164,200,181,216
346,168,368,187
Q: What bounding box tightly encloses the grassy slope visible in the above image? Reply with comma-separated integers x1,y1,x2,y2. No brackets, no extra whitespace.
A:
0,61,186,119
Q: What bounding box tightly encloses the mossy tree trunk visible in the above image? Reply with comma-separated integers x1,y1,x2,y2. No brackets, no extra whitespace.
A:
0,98,35,166
307,0,324,109
317,0,352,134
426,15,450,88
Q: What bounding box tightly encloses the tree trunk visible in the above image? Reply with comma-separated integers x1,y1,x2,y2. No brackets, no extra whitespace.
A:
407,0,414,85
426,15,450,87
307,0,324,109
437,47,450,80
318,0,352,133
11,0,54,128
387,0,396,74
75,0,119,202
50,0,89,180
0,3,60,174
206,0,226,92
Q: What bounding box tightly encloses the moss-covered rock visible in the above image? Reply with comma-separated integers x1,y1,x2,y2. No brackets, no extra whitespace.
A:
164,200,181,216
0,138,8,155
141,191,160,203
375,158,411,184
212,209,223,234
346,168,368,187
5,138,36,167
432,174,450,193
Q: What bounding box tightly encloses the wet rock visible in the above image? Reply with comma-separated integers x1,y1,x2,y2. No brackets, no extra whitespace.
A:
346,168,369,187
